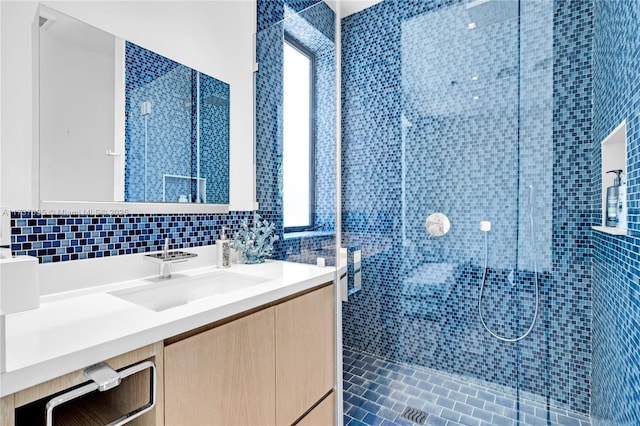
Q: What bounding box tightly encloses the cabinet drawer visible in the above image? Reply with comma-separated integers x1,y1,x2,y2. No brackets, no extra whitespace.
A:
164,307,276,426
276,285,334,425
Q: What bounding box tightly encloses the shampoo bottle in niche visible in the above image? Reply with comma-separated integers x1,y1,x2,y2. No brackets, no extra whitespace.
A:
617,172,627,229
606,169,622,227
216,228,231,268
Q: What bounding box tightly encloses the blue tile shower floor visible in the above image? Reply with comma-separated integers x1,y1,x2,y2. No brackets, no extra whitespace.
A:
343,347,591,426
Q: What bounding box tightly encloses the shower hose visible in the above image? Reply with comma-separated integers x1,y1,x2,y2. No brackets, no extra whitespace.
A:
478,185,539,342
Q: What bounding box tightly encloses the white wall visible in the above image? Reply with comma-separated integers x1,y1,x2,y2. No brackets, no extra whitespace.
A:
0,2,39,211
325,0,382,17
0,0,256,212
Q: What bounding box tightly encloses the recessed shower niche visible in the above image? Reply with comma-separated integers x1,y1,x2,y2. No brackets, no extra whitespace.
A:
594,120,627,235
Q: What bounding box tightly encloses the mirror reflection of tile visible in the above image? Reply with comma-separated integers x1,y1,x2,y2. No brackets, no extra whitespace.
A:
124,42,229,204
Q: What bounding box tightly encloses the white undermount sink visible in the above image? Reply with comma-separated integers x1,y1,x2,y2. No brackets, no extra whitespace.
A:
110,270,268,312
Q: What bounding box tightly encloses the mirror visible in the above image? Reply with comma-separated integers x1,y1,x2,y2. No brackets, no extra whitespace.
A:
38,6,229,210
123,41,229,204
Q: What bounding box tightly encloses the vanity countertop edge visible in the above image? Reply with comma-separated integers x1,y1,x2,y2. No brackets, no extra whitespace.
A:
0,260,338,397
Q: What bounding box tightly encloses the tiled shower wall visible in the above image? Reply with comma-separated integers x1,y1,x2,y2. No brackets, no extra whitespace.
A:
341,0,592,414
550,0,594,413
256,0,336,263
591,0,640,424
257,0,322,32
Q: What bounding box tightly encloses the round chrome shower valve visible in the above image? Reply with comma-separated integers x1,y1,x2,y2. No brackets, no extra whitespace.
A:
425,213,451,237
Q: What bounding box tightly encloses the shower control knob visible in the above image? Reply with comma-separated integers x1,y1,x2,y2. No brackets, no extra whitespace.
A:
480,221,491,232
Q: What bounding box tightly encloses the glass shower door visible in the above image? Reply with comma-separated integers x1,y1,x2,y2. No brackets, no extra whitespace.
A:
255,2,340,422
340,1,589,425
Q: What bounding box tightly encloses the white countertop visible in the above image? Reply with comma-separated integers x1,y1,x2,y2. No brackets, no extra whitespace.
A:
0,260,336,397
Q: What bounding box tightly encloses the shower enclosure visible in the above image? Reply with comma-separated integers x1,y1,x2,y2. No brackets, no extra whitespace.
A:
341,0,591,425
255,0,592,424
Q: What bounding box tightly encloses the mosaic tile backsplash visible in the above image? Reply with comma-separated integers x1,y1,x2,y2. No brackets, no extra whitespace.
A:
341,0,591,415
591,0,640,424
10,211,253,264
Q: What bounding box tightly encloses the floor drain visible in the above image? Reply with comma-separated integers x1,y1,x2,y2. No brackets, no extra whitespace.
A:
400,406,428,425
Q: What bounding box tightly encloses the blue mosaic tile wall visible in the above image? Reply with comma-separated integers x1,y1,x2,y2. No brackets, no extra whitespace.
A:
125,42,229,204
315,49,336,231
591,0,640,423
257,0,322,32
282,232,336,265
341,0,592,414
125,42,190,202
549,0,593,414
10,211,253,264
256,18,285,256
198,73,230,204
256,1,336,263
592,234,640,425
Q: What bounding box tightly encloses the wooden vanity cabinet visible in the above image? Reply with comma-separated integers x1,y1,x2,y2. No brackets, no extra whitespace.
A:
164,283,335,426
164,307,276,425
296,392,335,426
1,282,335,426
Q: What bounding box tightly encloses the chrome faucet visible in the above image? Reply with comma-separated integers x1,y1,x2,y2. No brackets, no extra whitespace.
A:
144,238,198,279
159,258,172,280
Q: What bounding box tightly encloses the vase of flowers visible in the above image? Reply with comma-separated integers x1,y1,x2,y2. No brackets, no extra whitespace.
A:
231,215,279,264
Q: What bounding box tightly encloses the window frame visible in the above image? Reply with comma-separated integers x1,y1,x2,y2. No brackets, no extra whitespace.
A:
282,35,317,233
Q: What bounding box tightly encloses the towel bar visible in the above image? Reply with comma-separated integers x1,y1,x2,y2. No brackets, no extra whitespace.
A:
45,360,156,426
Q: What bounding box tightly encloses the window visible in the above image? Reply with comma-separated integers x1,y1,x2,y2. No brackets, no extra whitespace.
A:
283,38,315,231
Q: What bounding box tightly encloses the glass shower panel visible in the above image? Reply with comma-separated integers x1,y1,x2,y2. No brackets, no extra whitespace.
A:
342,0,562,424
400,0,521,378
255,1,337,266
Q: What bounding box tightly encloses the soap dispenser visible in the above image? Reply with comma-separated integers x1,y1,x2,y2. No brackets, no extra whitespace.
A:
606,169,623,227
216,227,231,268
